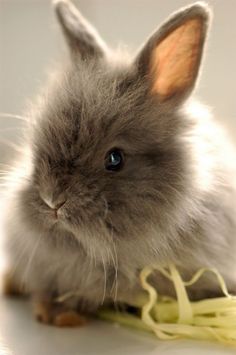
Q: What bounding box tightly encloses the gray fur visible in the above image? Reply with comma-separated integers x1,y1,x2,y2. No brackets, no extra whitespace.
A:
54,0,108,59
2,0,236,315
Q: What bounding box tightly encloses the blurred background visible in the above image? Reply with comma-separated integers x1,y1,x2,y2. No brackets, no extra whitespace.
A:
0,0,236,164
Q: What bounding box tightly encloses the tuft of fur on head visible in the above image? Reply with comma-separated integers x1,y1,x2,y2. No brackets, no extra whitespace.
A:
3,1,236,307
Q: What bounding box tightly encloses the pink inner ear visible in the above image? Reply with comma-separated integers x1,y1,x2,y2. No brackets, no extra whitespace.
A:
150,18,203,100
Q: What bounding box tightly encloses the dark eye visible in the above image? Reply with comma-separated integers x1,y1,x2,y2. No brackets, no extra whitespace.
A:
105,148,124,172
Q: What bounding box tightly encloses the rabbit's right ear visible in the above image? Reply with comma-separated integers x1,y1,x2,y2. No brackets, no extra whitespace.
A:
53,0,108,60
134,3,211,105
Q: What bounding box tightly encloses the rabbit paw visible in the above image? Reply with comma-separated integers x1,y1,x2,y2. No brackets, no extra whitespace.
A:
2,272,24,297
33,298,87,327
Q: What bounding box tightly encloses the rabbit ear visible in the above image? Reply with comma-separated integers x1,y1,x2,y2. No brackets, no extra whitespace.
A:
53,0,108,60
135,3,211,104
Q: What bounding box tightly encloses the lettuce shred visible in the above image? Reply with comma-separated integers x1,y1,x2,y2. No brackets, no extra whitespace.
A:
98,264,236,346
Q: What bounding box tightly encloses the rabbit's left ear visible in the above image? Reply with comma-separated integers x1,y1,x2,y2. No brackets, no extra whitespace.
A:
54,0,108,60
135,3,211,103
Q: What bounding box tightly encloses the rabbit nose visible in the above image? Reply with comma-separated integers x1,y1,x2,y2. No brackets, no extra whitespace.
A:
53,200,66,219
41,195,66,218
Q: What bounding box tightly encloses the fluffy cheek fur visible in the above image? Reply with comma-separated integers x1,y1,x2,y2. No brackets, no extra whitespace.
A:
2,155,197,309
16,134,191,275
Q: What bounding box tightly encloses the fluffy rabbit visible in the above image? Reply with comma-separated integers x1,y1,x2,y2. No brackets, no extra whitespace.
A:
2,0,236,326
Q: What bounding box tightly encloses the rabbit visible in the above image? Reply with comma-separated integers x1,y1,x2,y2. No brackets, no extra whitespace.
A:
2,0,236,326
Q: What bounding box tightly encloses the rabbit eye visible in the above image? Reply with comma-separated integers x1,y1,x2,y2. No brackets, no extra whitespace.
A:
105,148,124,172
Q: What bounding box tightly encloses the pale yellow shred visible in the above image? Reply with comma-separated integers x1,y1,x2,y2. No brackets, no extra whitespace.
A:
98,265,236,346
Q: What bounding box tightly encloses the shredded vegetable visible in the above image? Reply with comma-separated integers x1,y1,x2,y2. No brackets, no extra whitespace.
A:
98,264,236,346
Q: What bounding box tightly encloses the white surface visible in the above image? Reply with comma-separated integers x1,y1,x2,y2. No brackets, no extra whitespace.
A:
0,297,235,355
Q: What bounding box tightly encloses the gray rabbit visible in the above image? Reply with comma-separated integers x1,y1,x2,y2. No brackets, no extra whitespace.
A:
2,0,236,326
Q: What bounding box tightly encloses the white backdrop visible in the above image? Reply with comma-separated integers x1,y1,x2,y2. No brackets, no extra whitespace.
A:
0,0,236,162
